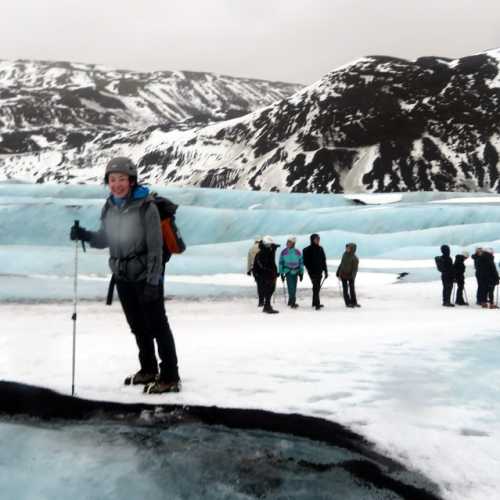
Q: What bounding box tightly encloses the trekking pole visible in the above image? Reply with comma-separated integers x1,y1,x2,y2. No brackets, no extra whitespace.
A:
71,220,85,397
282,277,287,304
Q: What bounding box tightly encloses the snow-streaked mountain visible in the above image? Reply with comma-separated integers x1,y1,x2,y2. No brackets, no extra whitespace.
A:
2,50,500,192
0,59,302,150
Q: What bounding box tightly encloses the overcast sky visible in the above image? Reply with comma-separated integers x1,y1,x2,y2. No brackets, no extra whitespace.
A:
2,0,499,84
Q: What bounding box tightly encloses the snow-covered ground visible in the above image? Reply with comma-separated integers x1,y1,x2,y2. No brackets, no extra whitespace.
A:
2,184,500,499
3,271,500,500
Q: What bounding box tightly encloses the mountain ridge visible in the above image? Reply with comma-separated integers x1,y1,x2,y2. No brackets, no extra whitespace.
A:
2,50,500,193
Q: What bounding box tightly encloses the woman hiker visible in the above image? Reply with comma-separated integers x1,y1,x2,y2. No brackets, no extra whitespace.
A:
70,156,181,394
279,236,304,309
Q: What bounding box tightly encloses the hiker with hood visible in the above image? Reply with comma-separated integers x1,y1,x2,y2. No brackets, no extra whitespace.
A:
336,243,360,308
303,233,328,310
471,247,483,305
247,236,264,307
253,235,280,314
69,157,181,394
279,236,304,309
453,251,469,306
436,245,455,307
475,248,499,308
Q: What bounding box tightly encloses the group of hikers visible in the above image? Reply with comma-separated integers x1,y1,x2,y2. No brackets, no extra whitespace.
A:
68,156,499,396
246,234,360,314
436,245,499,308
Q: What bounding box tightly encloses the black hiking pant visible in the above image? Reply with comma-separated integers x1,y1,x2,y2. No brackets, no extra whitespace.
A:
477,279,490,305
116,280,179,382
254,275,265,305
342,278,357,306
309,274,322,307
261,276,276,309
441,278,453,305
488,286,495,305
455,278,466,304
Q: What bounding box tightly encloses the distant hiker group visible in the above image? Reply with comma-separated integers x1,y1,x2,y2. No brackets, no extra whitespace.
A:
247,234,360,314
436,245,499,308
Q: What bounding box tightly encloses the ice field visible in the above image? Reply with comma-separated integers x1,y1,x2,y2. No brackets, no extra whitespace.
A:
2,182,500,299
2,183,500,500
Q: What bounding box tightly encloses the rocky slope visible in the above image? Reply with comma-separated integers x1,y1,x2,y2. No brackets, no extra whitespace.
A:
2,51,500,192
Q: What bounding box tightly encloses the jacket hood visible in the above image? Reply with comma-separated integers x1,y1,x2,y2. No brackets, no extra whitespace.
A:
132,185,150,200
347,242,357,253
441,245,450,257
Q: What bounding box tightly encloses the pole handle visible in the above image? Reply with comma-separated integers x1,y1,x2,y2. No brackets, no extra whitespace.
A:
73,219,86,252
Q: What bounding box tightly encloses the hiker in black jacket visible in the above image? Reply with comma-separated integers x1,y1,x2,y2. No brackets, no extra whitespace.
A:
471,247,483,305
453,251,469,306
303,233,328,310
436,245,455,307
253,235,280,314
475,248,499,308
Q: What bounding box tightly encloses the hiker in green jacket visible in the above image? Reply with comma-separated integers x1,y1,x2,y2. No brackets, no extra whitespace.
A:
336,243,360,308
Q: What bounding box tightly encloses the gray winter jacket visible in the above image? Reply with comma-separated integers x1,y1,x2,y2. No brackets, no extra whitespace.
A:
89,190,163,285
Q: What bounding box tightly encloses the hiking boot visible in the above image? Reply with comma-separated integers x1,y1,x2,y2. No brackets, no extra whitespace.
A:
456,302,469,306
315,305,322,310
443,303,455,307
144,380,181,394
489,304,499,309
481,303,488,308
290,303,299,309
124,371,158,386
346,304,354,308
352,303,361,308
258,300,264,307
263,305,279,314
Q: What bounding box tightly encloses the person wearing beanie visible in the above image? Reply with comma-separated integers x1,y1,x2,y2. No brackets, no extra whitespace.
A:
336,243,360,308
279,236,304,309
303,234,328,310
247,236,264,307
435,244,455,307
69,156,181,394
253,236,280,314
453,251,469,306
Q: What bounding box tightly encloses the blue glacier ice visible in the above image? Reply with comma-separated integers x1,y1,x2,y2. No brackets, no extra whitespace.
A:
1,182,500,300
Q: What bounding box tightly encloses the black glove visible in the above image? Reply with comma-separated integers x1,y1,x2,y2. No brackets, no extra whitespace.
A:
143,283,161,303
247,270,252,276
281,274,285,282
324,271,329,279
299,274,303,282
70,224,91,242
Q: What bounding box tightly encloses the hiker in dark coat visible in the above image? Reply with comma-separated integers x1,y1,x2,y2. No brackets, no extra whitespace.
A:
476,248,499,308
436,245,455,307
70,157,180,394
336,243,360,308
303,233,328,310
253,235,280,314
453,251,469,306
471,247,483,305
